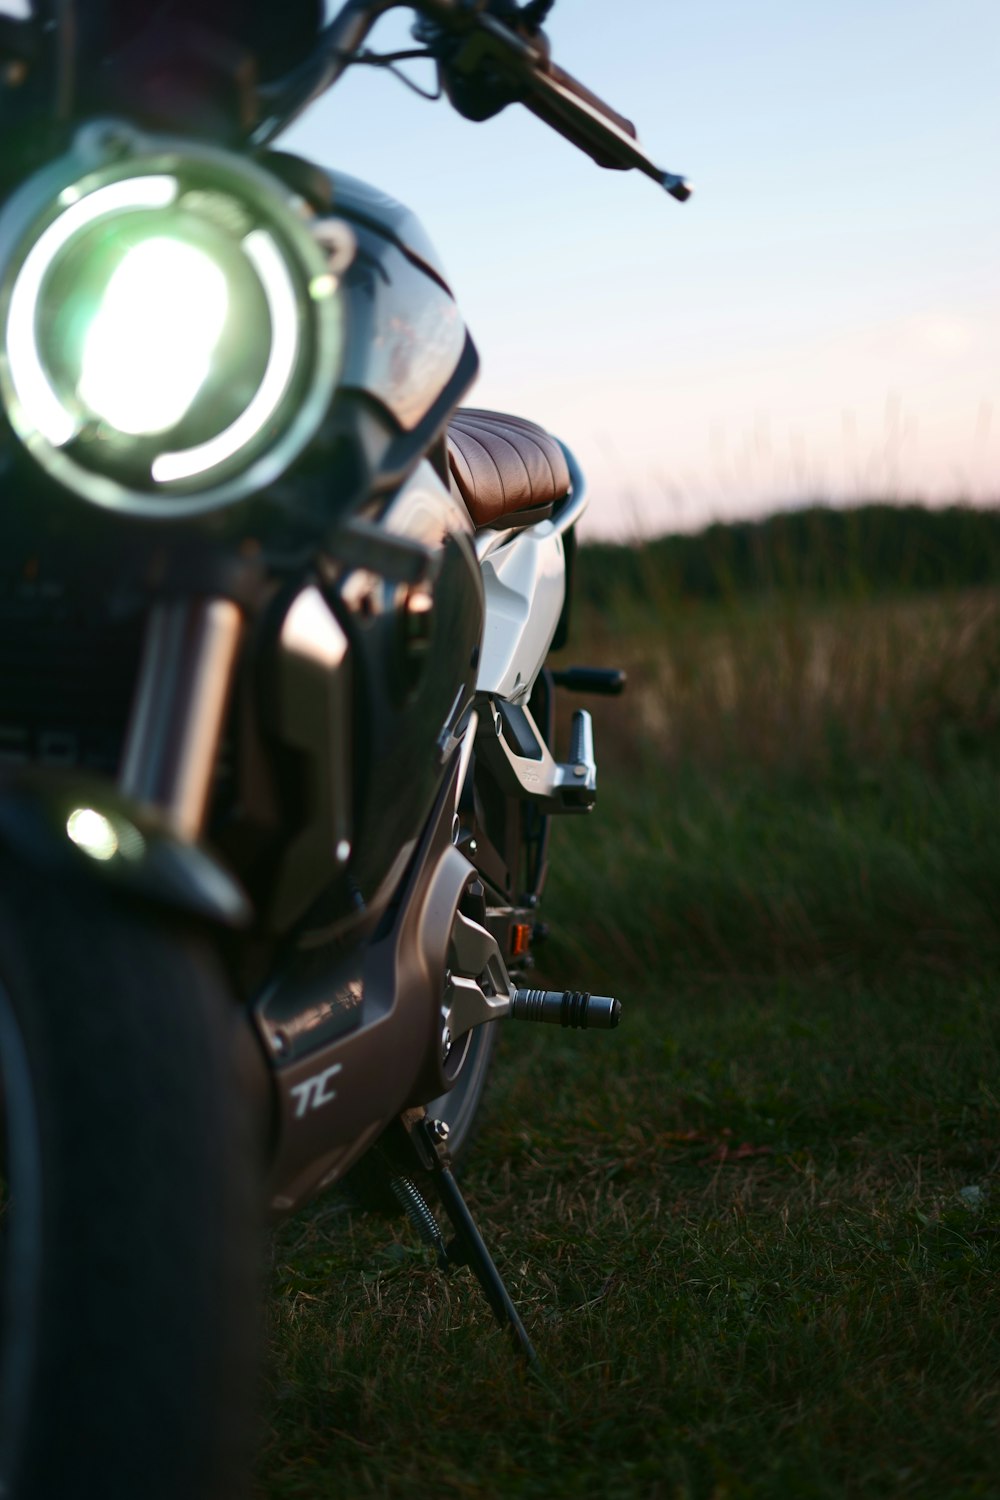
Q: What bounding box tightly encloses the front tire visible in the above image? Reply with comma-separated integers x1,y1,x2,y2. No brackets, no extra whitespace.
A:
0,861,262,1500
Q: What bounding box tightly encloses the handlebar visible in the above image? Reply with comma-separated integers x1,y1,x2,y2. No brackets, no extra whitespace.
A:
252,0,690,202
252,0,397,145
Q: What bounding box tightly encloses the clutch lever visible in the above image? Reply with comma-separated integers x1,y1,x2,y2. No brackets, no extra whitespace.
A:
253,0,690,201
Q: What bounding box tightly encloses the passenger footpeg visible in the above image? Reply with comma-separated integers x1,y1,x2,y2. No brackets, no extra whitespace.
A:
550,666,627,696
563,708,597,810
511,988,621,1030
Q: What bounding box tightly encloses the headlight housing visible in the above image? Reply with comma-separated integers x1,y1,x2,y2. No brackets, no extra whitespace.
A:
0,121,349,517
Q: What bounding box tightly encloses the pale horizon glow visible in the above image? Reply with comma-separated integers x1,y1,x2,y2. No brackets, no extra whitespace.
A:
283,0,1000,537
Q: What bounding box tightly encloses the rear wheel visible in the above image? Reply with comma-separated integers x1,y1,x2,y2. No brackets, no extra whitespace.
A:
0,861,262,1500
424,1018,498,1159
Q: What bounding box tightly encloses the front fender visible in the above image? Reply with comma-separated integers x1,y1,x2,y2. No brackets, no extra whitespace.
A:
0,771,251,928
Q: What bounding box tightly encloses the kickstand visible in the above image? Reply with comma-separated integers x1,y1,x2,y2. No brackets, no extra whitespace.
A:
435,1162,540,1371
395,1111,540,1372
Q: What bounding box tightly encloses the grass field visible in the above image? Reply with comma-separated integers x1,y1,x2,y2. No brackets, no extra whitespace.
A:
256,511,1000,1499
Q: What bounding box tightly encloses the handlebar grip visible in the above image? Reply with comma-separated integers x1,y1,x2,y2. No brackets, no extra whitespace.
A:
544,59,637,145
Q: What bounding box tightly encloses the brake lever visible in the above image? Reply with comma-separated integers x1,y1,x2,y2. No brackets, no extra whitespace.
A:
253,0,690,201
524,58,692,201
422,4,691,200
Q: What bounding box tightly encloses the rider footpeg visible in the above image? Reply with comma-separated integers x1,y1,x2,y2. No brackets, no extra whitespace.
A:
511,988,621,1030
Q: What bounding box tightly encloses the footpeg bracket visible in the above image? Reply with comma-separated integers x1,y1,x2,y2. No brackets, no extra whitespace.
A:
477,697,597,813
445,912,622,1042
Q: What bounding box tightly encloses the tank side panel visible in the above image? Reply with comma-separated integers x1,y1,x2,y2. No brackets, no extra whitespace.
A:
339,241,467,432
336,462,483,912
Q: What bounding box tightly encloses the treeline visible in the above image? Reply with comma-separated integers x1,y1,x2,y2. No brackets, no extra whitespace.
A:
576,503,1000,607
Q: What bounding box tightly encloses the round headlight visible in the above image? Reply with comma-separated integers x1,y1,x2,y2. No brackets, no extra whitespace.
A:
0,121,349,517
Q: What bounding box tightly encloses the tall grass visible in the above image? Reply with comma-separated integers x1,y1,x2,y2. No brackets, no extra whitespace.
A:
547,576,1000,991
563,580,1000,780
576,503,1000,610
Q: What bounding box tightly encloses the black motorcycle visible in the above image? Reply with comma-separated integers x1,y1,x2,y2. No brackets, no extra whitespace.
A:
0,3,688,1495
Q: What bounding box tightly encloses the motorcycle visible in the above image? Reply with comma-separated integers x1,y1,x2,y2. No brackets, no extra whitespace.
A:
0,3,688,1495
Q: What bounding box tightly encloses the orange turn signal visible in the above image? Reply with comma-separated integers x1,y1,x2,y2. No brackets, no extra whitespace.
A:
510,923,532,958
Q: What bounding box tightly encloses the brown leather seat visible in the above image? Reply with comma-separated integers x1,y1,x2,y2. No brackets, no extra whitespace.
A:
447,409,571,529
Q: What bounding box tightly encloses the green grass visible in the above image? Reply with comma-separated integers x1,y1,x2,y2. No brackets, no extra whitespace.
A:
256,570,1000,1499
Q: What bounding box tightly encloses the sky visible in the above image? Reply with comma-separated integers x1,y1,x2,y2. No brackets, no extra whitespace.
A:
282,0,1000,537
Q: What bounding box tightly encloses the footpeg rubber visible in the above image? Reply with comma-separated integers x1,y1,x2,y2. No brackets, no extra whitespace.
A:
511,988,621,1030
550,667,627,697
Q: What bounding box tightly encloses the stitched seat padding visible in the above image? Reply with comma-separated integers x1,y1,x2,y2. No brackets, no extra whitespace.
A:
447,409,570,528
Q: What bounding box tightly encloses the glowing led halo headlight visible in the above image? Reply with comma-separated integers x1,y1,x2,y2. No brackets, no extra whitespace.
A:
0,120,351,517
